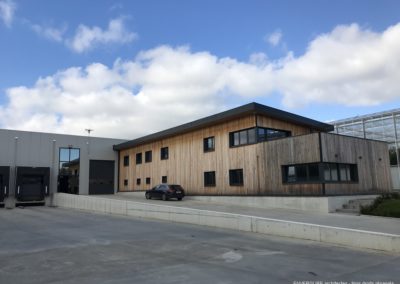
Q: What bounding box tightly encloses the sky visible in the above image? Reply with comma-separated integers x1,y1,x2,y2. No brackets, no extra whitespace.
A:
0,0,400,139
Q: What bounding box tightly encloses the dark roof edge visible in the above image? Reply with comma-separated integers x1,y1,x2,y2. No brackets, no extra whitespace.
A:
113,102,333,150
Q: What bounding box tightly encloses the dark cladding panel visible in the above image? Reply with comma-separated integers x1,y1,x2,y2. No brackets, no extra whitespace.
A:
89,160,115,195
0,166,10,202
15,167,50,202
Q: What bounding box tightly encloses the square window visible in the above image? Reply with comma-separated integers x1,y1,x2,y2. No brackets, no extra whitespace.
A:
146,177,151,184
161,147,169,160
136,153,142,164
123,155,129,167
229,169,243,186
136,178,141,185
162,176,167,183
204,171,216,187
203,137,215,152
145,151,152,163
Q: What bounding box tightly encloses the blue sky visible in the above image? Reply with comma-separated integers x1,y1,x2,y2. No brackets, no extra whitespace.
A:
0,0,400,138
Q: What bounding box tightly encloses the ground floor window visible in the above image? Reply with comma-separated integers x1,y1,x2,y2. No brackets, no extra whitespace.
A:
204,171,216,187
282,163,358,183
136,178,141,185
146,177,151,184
162,176,167,183
124,179,128,186
229,169,243,186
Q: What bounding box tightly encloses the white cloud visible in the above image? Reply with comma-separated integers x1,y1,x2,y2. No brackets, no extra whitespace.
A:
1,23,400,138
277,23,400,107
67,17,137,53
31,24,67,42
0,0,16,27
266,30,282,46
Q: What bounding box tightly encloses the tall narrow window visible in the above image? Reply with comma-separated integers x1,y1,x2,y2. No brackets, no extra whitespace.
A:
136,153,142,164
123,155,129,167
124,179,128,186
145,151,152,163
204,171,216,187
162,176,168,183
136,178,141,185
161,147,169,160
229,169,244,186
146,177,151,184
203,137,215,152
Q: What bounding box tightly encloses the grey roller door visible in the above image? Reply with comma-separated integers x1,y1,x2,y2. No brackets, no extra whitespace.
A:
89,160,115,195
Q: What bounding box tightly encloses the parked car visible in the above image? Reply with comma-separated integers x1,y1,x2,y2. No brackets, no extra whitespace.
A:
145,184,185,201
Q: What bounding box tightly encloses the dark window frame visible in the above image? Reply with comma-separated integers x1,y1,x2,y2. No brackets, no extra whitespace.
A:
204,171,216,187
145,151,152,163
146,177,151,185
282,162,358,184
203,136,215,152
161,147,169,160
136,153,142,165
136,178,141,185
124,179,128,186
229,127,291,148
123,155,129,167
229,169,244,186
162,176,168,183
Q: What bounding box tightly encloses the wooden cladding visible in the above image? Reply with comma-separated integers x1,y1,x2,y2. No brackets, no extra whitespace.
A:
118,114,391,196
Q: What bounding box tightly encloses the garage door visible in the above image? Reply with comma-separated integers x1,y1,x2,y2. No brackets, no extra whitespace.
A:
0,166,10,202
89,160,115,195
15,167,50,202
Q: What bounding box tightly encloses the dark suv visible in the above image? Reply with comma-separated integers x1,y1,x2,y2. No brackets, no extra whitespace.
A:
145,184,185,201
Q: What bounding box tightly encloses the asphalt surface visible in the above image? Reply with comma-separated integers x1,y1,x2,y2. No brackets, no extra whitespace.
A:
113,192,400,235
0,207,399,284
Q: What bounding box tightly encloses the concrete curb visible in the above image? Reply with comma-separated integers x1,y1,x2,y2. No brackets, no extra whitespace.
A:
53,193,400,253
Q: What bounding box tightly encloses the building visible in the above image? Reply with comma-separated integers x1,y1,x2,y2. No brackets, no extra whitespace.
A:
114,103,391,196
332,108,400,189
0,129,125,207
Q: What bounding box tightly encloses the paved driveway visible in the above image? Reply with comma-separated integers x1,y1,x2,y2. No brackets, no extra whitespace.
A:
0,207,399,284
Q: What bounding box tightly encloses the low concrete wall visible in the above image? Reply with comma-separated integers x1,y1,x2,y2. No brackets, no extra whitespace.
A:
53,193,400,253
187,195,379,213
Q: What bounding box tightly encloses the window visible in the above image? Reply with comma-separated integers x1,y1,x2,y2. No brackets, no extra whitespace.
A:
283,163,320,183
204,171,216,187
145,151,152,163
162,176,168,183
203,137,215,152
58,147,80,194
229,169,244,186
146,177,151,184
161,147,169,160
229,127,291,147
323,163,338,181
136,178,141,185
123,155,129,167
124,179,128,186
136,153,142,164
258,127,291,142
283,163,358,183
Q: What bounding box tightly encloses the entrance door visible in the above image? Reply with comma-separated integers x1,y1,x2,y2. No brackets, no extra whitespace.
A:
89,160,115,195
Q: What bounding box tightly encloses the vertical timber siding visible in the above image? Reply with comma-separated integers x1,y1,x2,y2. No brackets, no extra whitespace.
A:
258,133,323,195
320,133,391,194
118,115,312,195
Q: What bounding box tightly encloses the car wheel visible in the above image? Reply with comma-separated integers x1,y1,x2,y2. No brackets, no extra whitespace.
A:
145,192,151,200
177,197,182,201
162,193,168,201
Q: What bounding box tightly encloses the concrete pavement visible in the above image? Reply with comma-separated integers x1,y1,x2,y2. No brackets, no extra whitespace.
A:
0,207,399,284
53,193,400,253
